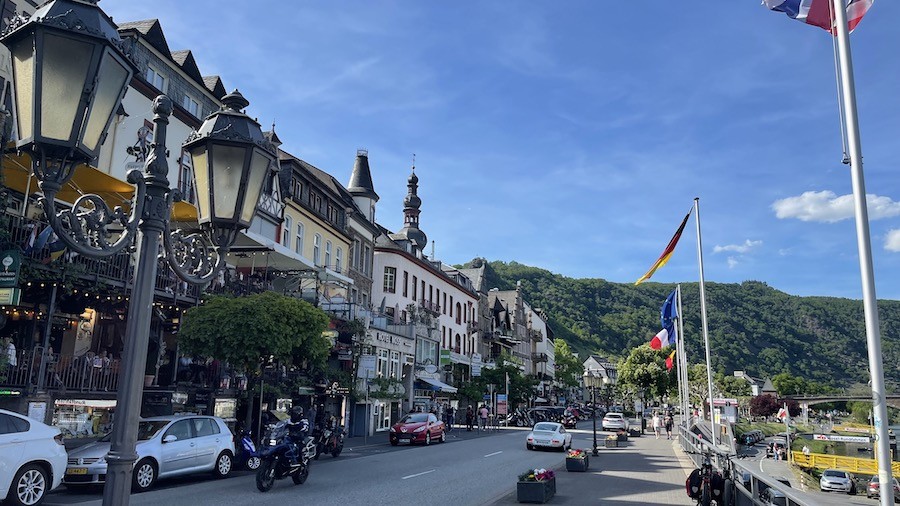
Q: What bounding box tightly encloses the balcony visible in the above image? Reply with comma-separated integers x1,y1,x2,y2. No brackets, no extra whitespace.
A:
1,348,120,394
529,329,543,341
532,352,548,363
418,299,440,316
467,322,478,333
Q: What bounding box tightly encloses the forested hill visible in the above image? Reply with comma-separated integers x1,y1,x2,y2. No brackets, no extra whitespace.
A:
458,259,900,389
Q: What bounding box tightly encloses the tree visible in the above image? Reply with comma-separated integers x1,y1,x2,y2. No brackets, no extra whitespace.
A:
717,374,751,398
618,345,672,404
458,353,537,409
553,339,583,388
772,372,806,396
749,394,780,417
179,291,331,373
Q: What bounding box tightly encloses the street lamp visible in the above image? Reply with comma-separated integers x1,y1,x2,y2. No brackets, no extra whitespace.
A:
1,3,277,506
583,370,600,456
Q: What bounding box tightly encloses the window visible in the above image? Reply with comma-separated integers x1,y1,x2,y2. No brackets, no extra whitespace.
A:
282,216,292,248
164,419,193,441
327,204,339,223
312,192,323,213
0,413,29,434
292,178,303,200
456,302,462,324
177,149,194,204
146,66,166,92
384,266,397,293
363,246,372,276
192,418,218,437
336,247,343,273
377,348,389,378
352,239,361,269
402,271,408,297
412,276,418,300
295,223,304,255
444,293,448,315
375,402,390,431
313,234,322,265
390,351,400,380
325,240,332,268
182,94,201,118
416,339,437,365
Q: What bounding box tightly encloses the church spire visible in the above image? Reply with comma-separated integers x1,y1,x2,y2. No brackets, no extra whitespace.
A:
398,155,427,250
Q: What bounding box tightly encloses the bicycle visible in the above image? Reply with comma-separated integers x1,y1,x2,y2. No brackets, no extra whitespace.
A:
686,446,728,506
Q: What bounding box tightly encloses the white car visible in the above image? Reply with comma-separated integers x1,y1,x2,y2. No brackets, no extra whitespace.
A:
0,408,68,506
820,469,855,494
602,412,629,431
526,422,572,451
64,415,235,491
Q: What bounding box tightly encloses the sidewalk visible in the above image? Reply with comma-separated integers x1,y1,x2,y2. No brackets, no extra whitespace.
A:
491,433,694,505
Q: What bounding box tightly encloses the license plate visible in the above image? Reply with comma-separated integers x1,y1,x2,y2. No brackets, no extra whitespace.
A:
536,440,550,445
67,468,88,475
399,436,411,441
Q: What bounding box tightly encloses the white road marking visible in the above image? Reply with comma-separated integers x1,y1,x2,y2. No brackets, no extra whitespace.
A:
402,469,436,480
484,451,503,458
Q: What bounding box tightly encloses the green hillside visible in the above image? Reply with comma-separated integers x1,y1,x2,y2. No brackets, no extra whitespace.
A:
460,259,900,389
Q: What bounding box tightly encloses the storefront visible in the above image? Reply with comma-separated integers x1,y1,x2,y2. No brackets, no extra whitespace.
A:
53,398,116,439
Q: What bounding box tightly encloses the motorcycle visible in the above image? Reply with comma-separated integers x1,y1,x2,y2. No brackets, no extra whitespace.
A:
235,429,261,470
506,408,532,427
255,420,317,492
561,413,578,429
314,424,344,459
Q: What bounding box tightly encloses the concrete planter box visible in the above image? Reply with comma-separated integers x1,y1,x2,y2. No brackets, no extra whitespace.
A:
616,433,628,442
605,438,618,448
565,456,589,472
517,477,556,503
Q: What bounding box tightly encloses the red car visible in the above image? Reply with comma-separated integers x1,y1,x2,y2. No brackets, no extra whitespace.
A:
389,413,445,446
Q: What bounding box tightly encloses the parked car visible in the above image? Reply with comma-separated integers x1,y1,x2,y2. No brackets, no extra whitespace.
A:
760,487,787,506
819,469,856,494
601,412,629,431
0,408,68,506
740,430,764,445
525,422,572,451
867,475,900,501
64,415,234,492
389,413,445,446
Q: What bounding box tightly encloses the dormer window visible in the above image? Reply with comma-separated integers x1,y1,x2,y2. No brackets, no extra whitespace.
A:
182,94,201,118
146,66,167,92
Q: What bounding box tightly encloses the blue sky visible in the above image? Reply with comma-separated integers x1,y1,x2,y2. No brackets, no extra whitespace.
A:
103,1,900,300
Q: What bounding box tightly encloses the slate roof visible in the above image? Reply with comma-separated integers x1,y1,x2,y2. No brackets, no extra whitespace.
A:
170,50,203,83
117,19,170,57
348,150,378,201
202,76,227,98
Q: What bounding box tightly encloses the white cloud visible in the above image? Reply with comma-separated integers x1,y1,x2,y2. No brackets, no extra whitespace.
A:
778,248,792,256
714,239,762,254
727,257,739,269
772,191,900,223
886,230,900,252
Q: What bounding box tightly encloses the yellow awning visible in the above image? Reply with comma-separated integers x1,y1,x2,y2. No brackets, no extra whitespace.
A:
1,150,199,222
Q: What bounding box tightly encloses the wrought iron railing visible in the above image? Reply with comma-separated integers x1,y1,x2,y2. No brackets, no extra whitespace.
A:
1,347,120,393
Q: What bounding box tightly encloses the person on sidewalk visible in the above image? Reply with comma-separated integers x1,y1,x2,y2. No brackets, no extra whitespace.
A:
466,405,474,431
651,412,661,439
478,405,489,431
445,404,454,432
664,412,673,440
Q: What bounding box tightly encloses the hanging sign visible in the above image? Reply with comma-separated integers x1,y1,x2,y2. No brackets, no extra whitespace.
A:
0,250,21,288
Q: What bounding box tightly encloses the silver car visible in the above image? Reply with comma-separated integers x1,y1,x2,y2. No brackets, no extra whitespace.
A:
63,415,235,491
601,412,629,431
819,469,855,494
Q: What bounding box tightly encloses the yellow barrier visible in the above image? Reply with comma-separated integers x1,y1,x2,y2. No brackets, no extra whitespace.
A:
792,451,900,476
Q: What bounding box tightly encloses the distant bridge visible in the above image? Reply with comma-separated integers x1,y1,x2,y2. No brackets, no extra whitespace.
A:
789,395,900,409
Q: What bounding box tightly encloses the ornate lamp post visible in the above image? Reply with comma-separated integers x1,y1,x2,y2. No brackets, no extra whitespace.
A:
1,2,276,505
583,370,599,456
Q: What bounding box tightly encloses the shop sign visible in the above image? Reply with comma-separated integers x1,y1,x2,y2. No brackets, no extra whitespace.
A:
28,402,46,422
358,354,376,379
0,250,21,288
813,434,871,443
471,364,482,377
375,332,411,347
440,349,451,366
0,388,22,396
0,287,21,305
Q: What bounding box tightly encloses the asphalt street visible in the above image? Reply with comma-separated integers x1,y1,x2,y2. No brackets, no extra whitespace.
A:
42,424,594,506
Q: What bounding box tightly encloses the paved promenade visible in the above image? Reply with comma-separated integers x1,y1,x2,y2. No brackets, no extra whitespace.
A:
491,431,695,505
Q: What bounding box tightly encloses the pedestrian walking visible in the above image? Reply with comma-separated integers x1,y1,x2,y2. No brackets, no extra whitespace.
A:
652,412,661,439
802,445,810,458
478,405,489,431
3,337,15,376
465,405,474,431
664,412,673,440
445,404,455,432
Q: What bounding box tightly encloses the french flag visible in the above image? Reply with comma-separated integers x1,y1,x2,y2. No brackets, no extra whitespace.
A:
764,0,874,33
649,326,673,350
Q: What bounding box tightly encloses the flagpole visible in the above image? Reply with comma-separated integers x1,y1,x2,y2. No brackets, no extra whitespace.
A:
676,284,689,427
831,1,893,503
693,197,717,447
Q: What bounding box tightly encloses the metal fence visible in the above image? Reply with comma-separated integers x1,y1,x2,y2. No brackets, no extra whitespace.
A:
678,425,814,506
1,347,120,393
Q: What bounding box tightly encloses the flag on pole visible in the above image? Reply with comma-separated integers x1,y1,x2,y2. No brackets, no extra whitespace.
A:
46,232,67,263
661,289,678,329
666,349,676,371
649,327,673,350
776,405,788,420
635,211,691,285
763,0,874,33
22,223,38,254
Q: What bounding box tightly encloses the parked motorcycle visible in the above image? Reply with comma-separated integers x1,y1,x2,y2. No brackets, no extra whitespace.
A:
255,420,317,492
235,429,261,470
314,423,344,459
507,408,533,427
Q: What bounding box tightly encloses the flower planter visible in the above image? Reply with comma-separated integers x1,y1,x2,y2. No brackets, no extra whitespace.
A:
565,456,589,472
517,477,556,503
605,438,618,448
616,433,628,442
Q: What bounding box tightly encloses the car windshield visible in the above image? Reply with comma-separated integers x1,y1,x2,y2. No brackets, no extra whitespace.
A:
823,470,846,478
96,420,170,442
534,423,557,432
401,414,429,424
605,414,622,419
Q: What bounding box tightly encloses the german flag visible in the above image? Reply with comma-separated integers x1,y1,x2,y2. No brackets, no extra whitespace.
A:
665,349,676,371
635,211,691,285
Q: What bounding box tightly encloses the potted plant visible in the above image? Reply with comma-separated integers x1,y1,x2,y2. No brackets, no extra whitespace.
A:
517,468,556,503
605,434,618,448
565,448,589,472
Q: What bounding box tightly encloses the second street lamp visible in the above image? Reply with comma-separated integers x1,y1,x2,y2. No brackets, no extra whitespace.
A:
1,3,277,505
583,370,600,456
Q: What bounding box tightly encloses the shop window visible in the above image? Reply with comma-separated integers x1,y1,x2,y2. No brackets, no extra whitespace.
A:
390,351,400,380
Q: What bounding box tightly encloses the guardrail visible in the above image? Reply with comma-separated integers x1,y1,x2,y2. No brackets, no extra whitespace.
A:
791,451,900,475
678,425,815,506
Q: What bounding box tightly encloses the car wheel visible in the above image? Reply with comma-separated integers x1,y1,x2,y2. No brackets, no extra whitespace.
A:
527,443,534,451
132,458,157,492
213,451,233,478
424,432,431,445
9,463,49,506
390,439,398,446
247,456,261,471
438,430,445,443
